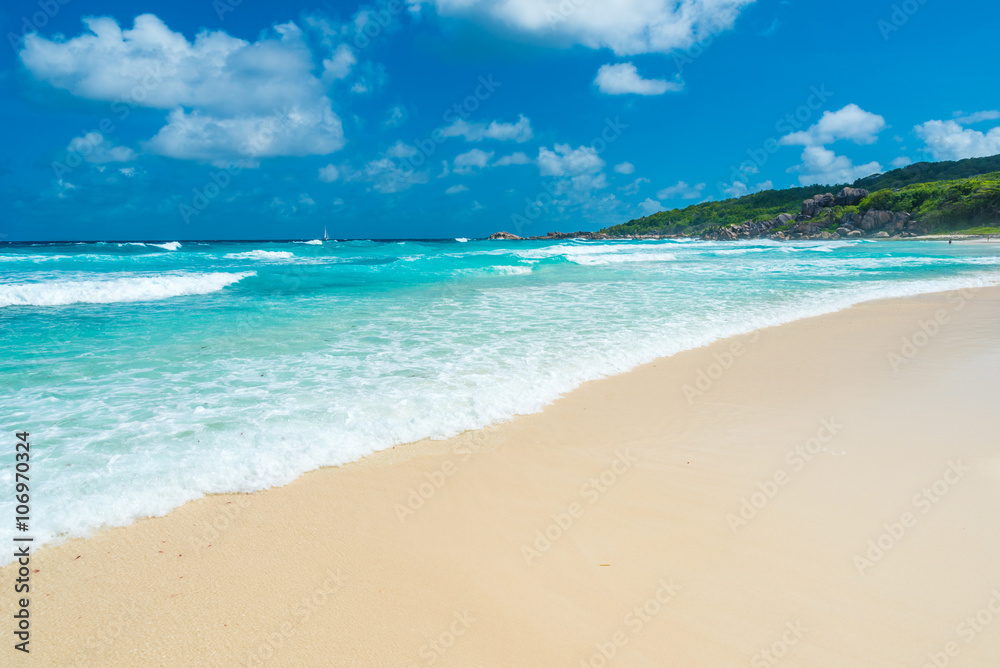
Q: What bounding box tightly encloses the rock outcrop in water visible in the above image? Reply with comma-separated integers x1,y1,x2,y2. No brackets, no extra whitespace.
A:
487,231,525,240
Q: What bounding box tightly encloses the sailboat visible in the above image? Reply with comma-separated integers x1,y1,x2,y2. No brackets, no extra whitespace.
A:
323,227,329,241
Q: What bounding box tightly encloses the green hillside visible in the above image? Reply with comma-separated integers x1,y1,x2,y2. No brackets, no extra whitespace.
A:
602,154,1000,236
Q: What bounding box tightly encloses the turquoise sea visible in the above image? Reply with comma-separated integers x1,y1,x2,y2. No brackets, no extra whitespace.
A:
2,237,999,560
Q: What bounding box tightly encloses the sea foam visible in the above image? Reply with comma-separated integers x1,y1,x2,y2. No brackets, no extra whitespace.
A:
0,271,254,307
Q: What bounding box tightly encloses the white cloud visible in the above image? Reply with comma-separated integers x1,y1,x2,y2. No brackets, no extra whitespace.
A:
385,105,407,128
656,180,705,200
536,144,607,193
620,177,649,195
66,132,136,163
322,43,356,82
440,115,533,142
358,157,429,193
570,172,608,191
780,104,886,147
779,104,886,187
891,156,912,168
411,0,755,56
386,141,419,159
453,148,494,174
494,152,531,166
790,146,880,186
348,61,389,96
614,161,635,174
318,164,341,182
537,143,604,177
721,179,773,198
915,119,1000,161
21,15,345,164
953,110,1000,125
639,198,663,215
445,184,469,194
594,63,681,96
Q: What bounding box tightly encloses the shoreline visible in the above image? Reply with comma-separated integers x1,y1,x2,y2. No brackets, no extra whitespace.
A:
7,269,1000,563
5,284,1000,666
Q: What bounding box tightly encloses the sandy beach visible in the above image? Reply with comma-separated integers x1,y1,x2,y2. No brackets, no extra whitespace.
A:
6,284,1000,667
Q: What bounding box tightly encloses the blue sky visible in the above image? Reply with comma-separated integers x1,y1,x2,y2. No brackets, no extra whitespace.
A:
1,0,998,241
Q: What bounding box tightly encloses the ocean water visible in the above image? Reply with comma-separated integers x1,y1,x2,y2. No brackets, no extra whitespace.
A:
2,237,999,560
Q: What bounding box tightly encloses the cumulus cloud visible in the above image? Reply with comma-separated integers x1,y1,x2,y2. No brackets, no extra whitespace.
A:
411,0,755,56
537,143,604,177
66,132,136,163
891,156,912,168
318,164,341,182
537,143,607,192
779,104,886,187
445,184,469,194
322,43,356,82
453,148,494,174
440,115,533,142
915,119,1000,161
790,146,880,186
780,104,886,147
358,156,429,193
614,161,635,174
720,179,773,198
656,180,705,200
20,15,345,165
494,152,531,166
594,63,681,96
638,198,664,215
386,141,419,159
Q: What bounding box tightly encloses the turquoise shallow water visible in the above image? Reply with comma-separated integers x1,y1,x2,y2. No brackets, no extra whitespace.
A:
2,237,999,559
